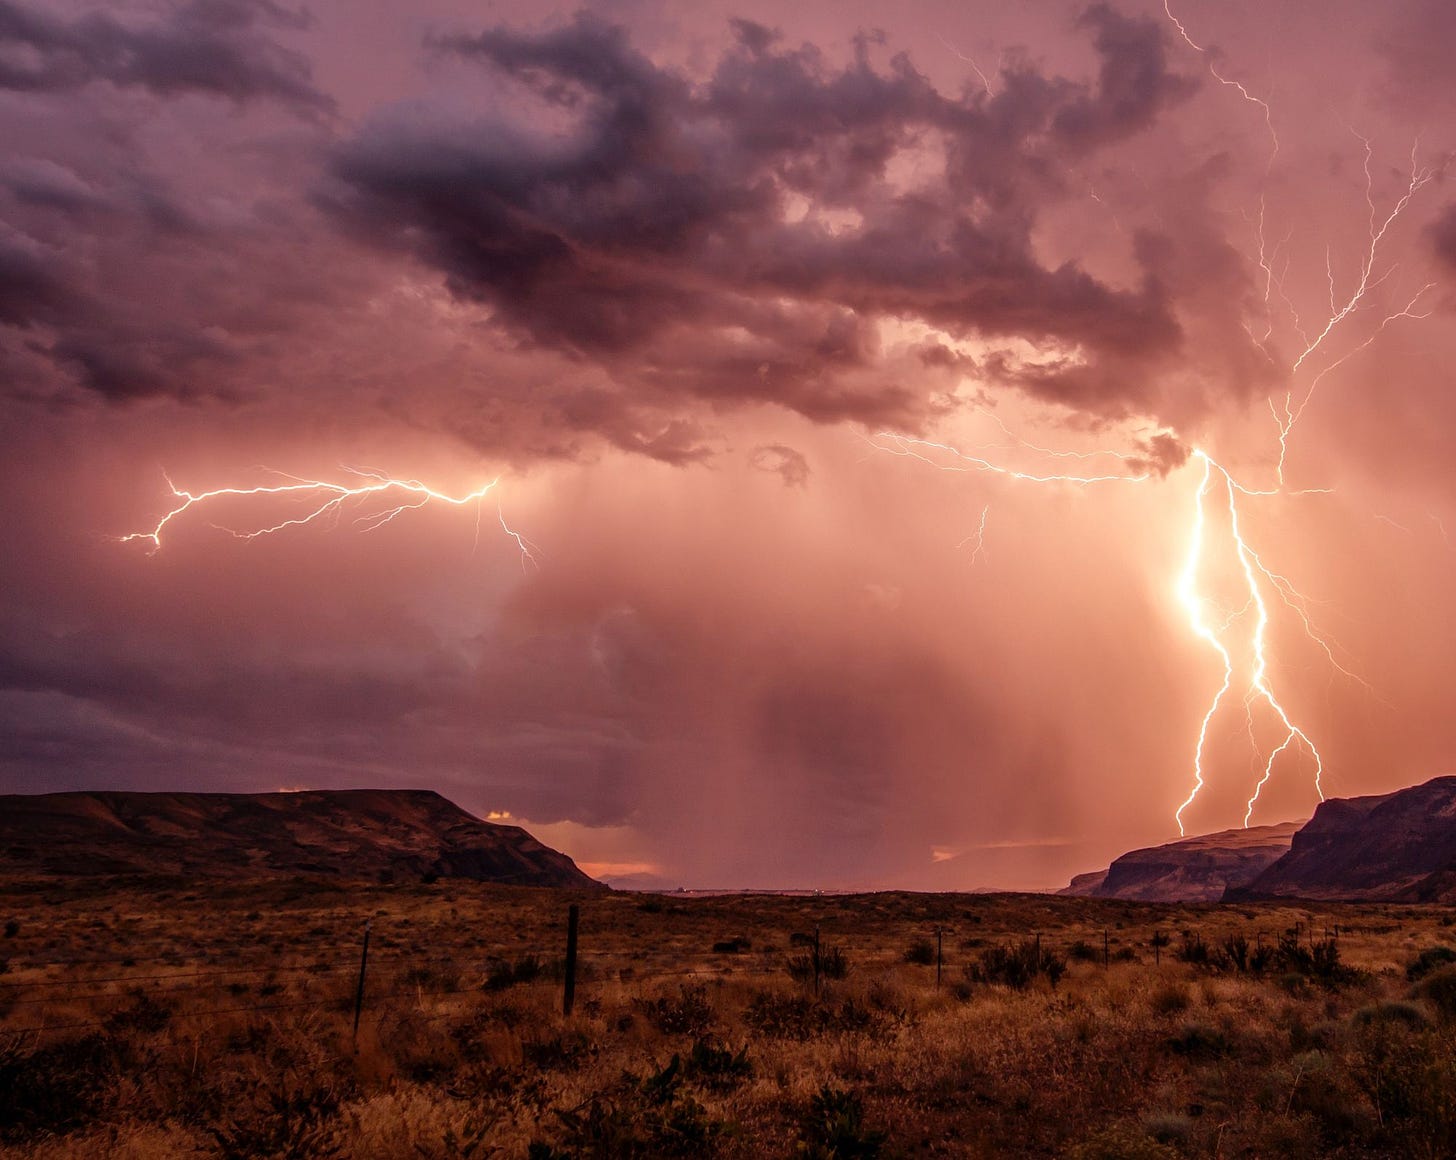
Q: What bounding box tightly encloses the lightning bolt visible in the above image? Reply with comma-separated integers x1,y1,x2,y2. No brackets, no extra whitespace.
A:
870,431,1149,486
936,34,996,97
869,416,1342,835
957,504,990,565
1172,450,1340,834
119,468,537,569
1174,452,1233,835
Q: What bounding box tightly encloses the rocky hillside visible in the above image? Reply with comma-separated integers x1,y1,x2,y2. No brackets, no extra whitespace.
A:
1234,776,1456,902
0,789,602,888
1061,821,1302,902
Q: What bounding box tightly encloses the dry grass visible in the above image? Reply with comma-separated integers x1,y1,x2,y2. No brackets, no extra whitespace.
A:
2,877,1456,1157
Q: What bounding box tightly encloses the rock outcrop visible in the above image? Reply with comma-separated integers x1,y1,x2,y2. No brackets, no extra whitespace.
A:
1061,822,1302,902
1234,776,1456,902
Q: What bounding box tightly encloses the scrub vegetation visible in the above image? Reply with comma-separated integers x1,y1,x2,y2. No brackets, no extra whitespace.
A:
3,876,1456,1157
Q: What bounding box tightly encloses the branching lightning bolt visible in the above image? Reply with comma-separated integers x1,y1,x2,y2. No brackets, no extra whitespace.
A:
1168,450,1339,834
1154,3,1438,831
119,468,538,570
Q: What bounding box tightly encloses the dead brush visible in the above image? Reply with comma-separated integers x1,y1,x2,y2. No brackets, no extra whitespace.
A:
638,984,717,1037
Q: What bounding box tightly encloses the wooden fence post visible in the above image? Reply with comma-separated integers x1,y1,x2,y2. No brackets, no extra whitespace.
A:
1103,929,1109,969
936,927,943,990
813,925,822,997
562,904,579,1017
352,920,371,1048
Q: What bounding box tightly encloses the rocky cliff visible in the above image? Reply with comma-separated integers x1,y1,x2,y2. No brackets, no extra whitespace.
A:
1061,821,1302,902
1235,776,1456,902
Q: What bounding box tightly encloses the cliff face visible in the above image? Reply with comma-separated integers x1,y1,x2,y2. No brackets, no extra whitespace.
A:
1236,776,1456,902
1061,822,1302,902
0,789,603,889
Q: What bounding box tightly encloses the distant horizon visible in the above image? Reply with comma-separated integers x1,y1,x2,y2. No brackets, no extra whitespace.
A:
10,776,1440,894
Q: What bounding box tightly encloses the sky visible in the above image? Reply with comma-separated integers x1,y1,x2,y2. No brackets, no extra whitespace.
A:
2,0,1455,890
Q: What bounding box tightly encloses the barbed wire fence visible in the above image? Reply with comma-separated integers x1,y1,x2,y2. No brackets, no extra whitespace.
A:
0,906,806,1040
0,900,1343,1042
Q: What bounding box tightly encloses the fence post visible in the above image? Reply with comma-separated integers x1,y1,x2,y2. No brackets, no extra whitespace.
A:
813,925,822,997
352,920,371,1048
1103,929,1109,969
936,927,943,990
562,904,579,1017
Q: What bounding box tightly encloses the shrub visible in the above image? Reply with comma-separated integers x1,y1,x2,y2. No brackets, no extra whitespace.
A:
1068,940,1100,963
522,1030,595,1072
1352,1001,1432,1030
640,985,716,1037
796,1085,886,1159
787,944,850,985
483,953,542,991
1411,965,1456,1023
207,1070,347,1160
532,1056,729,1158
966,939,1066,990
1223,933,1250,972
1149,982,1191,1016
1407,946,1456,982
903,938,936,965
0,1033,118,1142
1275,932,1354,983
1349,1022,1456,1154
1176,932,1211,966
745,992,822,1040
685,1036,752,1090
820,945,851,980
1167,1021,1229,1059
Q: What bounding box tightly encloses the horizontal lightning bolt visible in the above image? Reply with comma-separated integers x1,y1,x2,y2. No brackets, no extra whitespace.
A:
118,468,539,568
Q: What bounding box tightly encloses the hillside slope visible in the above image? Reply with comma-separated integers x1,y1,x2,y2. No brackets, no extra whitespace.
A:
0,789,602,888
1061,822,1302,902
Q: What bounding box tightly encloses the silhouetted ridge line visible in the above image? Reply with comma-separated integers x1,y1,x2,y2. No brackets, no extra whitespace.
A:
0,788,603,889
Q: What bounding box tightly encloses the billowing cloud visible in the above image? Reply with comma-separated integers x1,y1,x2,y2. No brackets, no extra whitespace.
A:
326,8,1194,433
0,0,331,114
1429,202,1456,271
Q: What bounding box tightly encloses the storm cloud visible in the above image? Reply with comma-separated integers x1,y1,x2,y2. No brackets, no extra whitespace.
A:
328,8,1193,431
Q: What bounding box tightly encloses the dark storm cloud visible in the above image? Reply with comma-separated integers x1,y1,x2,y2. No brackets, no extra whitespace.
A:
0,0,332,115
0,236,79,327
327,7,1195,431
1377,0,1456,113
1052,4,1195,148
1429,203,1456,271
1125,430,1188,477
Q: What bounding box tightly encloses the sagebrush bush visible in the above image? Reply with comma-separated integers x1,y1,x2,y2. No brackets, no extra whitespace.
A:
966,939,1066,990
